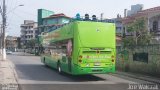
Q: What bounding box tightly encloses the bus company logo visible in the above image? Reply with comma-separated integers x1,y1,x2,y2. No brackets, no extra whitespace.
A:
85,56,109,59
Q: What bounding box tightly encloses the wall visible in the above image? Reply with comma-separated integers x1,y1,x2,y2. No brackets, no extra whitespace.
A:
116,45,160,77
38,9,54,26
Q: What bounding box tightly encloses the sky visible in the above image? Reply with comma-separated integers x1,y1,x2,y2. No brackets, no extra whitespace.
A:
2,0,160,36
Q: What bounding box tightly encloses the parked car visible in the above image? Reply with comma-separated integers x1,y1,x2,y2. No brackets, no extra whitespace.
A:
6,50,12,54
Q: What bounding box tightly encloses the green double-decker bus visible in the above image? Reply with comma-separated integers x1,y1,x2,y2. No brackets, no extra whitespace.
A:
40,21,116,75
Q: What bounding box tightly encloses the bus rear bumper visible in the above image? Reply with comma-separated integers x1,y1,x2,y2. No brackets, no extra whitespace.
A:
72,65,115,75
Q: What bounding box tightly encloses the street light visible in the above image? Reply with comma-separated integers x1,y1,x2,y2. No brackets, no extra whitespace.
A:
7,4,24,14
0,0,24,60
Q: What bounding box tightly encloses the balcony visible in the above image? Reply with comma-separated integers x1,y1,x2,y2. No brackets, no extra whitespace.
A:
21,28,34,31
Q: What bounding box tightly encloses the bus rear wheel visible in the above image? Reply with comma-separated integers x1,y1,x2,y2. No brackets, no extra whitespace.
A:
57,62,62,73
44,57,47,66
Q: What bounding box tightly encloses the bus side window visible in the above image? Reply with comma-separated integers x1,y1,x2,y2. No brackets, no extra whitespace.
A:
62,46,67,56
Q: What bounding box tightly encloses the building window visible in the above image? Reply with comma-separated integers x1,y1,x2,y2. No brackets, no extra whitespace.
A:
153,21,158,32
133,52,148,63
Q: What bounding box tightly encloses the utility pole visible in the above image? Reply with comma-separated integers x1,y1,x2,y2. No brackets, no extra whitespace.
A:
0,4,2,55
0,1,23,60
2,0,6,60
0,24,2,55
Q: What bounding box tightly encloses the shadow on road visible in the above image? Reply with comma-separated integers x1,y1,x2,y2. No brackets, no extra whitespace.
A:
15,64,105,82
61,73,106,82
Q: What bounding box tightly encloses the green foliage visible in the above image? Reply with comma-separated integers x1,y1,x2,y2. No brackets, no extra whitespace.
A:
26,39,36,48
134,18,145,31
123,18,151,46
123,37,135,47
126,24,134,32
137,34,151,45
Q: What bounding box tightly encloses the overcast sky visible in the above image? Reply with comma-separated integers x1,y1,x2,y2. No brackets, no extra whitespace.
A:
3,0,160,36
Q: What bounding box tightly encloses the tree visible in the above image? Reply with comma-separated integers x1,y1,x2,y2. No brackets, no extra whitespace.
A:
26,39,36,48
123,17,151,47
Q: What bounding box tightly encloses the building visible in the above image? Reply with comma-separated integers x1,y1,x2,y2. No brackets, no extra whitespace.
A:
20,20,38,48
38,13,71,34
37,9,71,35
122,6,160,44
6,36,18,52
115,17,123,46
116,5,160,76
38,9,54,26
115,15,124,37
127,4,143,16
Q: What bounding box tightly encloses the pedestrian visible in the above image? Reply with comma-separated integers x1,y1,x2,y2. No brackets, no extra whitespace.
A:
24,49,25,56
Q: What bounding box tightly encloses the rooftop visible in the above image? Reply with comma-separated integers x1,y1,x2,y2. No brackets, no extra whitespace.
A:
44,13,71,19
122,6,160,24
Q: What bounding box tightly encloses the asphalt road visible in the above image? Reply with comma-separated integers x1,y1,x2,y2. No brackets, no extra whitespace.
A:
7,52,153,90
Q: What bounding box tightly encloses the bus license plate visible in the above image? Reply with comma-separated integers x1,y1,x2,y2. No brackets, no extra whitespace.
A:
94,63,100,66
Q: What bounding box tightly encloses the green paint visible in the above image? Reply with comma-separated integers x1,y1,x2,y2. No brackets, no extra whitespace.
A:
41,21,116,75
38,9,54,26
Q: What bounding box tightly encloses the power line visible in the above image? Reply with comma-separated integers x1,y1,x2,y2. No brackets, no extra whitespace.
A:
17,9,37,17
9,10,36,22
6,0,19,23
12,11,26,20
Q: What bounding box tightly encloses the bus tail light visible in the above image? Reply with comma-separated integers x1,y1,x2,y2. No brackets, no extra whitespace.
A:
111,55,115,63
79,60,82,63
112,59,114,62
79,55,83,63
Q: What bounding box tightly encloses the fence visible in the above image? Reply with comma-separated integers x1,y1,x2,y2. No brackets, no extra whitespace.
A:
116,45,160,77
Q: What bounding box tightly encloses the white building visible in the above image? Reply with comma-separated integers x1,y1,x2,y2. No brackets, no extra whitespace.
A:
6,36,18,52
127,4,143,16
123,6,160,44
20,20,38,47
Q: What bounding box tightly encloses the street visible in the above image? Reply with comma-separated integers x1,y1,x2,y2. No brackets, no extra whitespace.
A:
0,1,160,90
6,52,154,90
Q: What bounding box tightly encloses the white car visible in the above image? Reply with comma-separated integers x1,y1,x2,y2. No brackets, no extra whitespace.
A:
6,50,12,54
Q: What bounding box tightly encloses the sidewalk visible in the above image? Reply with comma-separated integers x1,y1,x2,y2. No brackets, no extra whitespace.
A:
115,71,160,84
0,54,19,90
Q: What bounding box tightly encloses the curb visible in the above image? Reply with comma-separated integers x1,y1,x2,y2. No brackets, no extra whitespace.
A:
115,71,160,84
7,60,20,90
